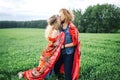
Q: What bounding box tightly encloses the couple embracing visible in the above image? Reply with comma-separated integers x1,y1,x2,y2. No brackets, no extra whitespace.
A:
18,8,80,80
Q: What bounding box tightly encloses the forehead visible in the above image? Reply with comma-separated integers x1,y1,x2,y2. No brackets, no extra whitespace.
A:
59,11,64,15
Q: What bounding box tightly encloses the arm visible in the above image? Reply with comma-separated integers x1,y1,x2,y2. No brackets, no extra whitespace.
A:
51,30,60,46
69,22,79,46
65,43,74,48
48,30,59,46
62,42,74,49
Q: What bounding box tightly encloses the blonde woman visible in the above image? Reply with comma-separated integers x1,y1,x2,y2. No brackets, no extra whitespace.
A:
18,15,65,80
54,8,80,80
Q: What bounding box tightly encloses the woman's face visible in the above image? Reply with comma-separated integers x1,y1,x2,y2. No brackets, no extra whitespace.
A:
59,11,65,23
57,16,61,25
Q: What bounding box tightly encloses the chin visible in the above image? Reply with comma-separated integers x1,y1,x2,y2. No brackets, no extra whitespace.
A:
61,21,65,24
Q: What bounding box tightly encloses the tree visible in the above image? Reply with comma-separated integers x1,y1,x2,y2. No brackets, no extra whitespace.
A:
80,4,120,33
73,9,82,32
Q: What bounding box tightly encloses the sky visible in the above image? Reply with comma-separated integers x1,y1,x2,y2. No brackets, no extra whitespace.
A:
0,0,120,21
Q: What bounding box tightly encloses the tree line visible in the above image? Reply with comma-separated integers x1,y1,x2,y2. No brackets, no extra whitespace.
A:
0,4,120,33
0,20,47,28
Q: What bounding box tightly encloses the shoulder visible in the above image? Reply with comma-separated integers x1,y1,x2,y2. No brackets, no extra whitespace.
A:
51,29,59,38
69,22,78,32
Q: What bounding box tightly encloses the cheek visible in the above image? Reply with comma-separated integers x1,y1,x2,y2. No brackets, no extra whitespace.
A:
61,16,65,21
59,20,61,24
57,21,60,25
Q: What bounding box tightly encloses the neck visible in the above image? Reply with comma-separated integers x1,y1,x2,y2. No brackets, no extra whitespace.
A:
62,22,68,29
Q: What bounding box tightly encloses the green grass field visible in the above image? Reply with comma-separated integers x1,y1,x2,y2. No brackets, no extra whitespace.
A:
0,28,120,80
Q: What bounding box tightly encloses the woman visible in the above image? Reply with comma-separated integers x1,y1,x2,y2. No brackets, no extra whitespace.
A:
54,8,80,80
18,15,65,80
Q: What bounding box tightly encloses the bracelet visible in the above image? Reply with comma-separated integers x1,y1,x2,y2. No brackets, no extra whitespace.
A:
64,44,65,48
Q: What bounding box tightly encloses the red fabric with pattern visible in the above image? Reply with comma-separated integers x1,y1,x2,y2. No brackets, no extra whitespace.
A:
69,22,80,80
23,32,65,80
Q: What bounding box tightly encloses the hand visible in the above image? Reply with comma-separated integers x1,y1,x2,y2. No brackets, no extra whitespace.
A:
18,71,24,79
61,45,65,49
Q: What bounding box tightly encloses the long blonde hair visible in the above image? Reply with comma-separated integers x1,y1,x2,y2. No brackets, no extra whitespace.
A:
45,15,60,40
59,8,74,23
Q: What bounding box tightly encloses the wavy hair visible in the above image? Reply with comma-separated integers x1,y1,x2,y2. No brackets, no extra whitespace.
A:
45,15,60,40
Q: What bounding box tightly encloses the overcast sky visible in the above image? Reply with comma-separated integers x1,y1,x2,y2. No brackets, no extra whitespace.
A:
0,0,119,21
